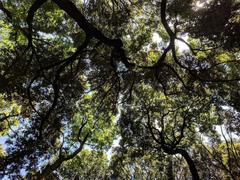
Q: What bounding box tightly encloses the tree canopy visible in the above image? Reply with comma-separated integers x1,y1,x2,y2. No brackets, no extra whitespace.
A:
0,0,240,179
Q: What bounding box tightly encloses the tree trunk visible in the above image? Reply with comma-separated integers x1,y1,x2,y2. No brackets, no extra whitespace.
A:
167,156,174,180
161,145,200,180
175,149,200,180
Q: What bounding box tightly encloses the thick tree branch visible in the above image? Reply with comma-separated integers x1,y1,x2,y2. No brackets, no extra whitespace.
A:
160,0,175,38
26,0,47,47
52,0,122,48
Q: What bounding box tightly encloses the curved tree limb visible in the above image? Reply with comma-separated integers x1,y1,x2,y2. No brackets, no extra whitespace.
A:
26,0,47,47
52,0,123,48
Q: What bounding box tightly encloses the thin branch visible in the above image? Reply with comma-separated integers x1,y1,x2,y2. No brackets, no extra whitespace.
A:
0,1,12,20
0,114,18,122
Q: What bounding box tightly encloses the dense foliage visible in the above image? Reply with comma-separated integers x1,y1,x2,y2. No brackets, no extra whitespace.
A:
0,0,239,179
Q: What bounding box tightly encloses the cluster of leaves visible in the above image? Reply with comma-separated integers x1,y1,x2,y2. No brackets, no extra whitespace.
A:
0,0,239,179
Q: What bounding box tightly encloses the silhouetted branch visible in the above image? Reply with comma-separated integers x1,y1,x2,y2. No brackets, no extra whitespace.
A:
0,1,12,20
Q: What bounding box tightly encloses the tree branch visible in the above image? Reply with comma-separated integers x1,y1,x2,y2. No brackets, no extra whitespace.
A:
0,1,12,20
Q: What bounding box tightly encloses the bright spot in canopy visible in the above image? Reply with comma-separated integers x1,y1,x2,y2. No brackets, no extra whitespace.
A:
152,32,161,43
196,1,204,8
152,32,189,52
176,34,189,52
193,0,212,10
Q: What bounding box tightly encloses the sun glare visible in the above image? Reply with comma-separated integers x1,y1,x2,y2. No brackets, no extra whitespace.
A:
196,1,204,8
152,32,161,43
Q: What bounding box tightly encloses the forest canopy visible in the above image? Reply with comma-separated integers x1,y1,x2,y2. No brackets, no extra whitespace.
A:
0,0,240,179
